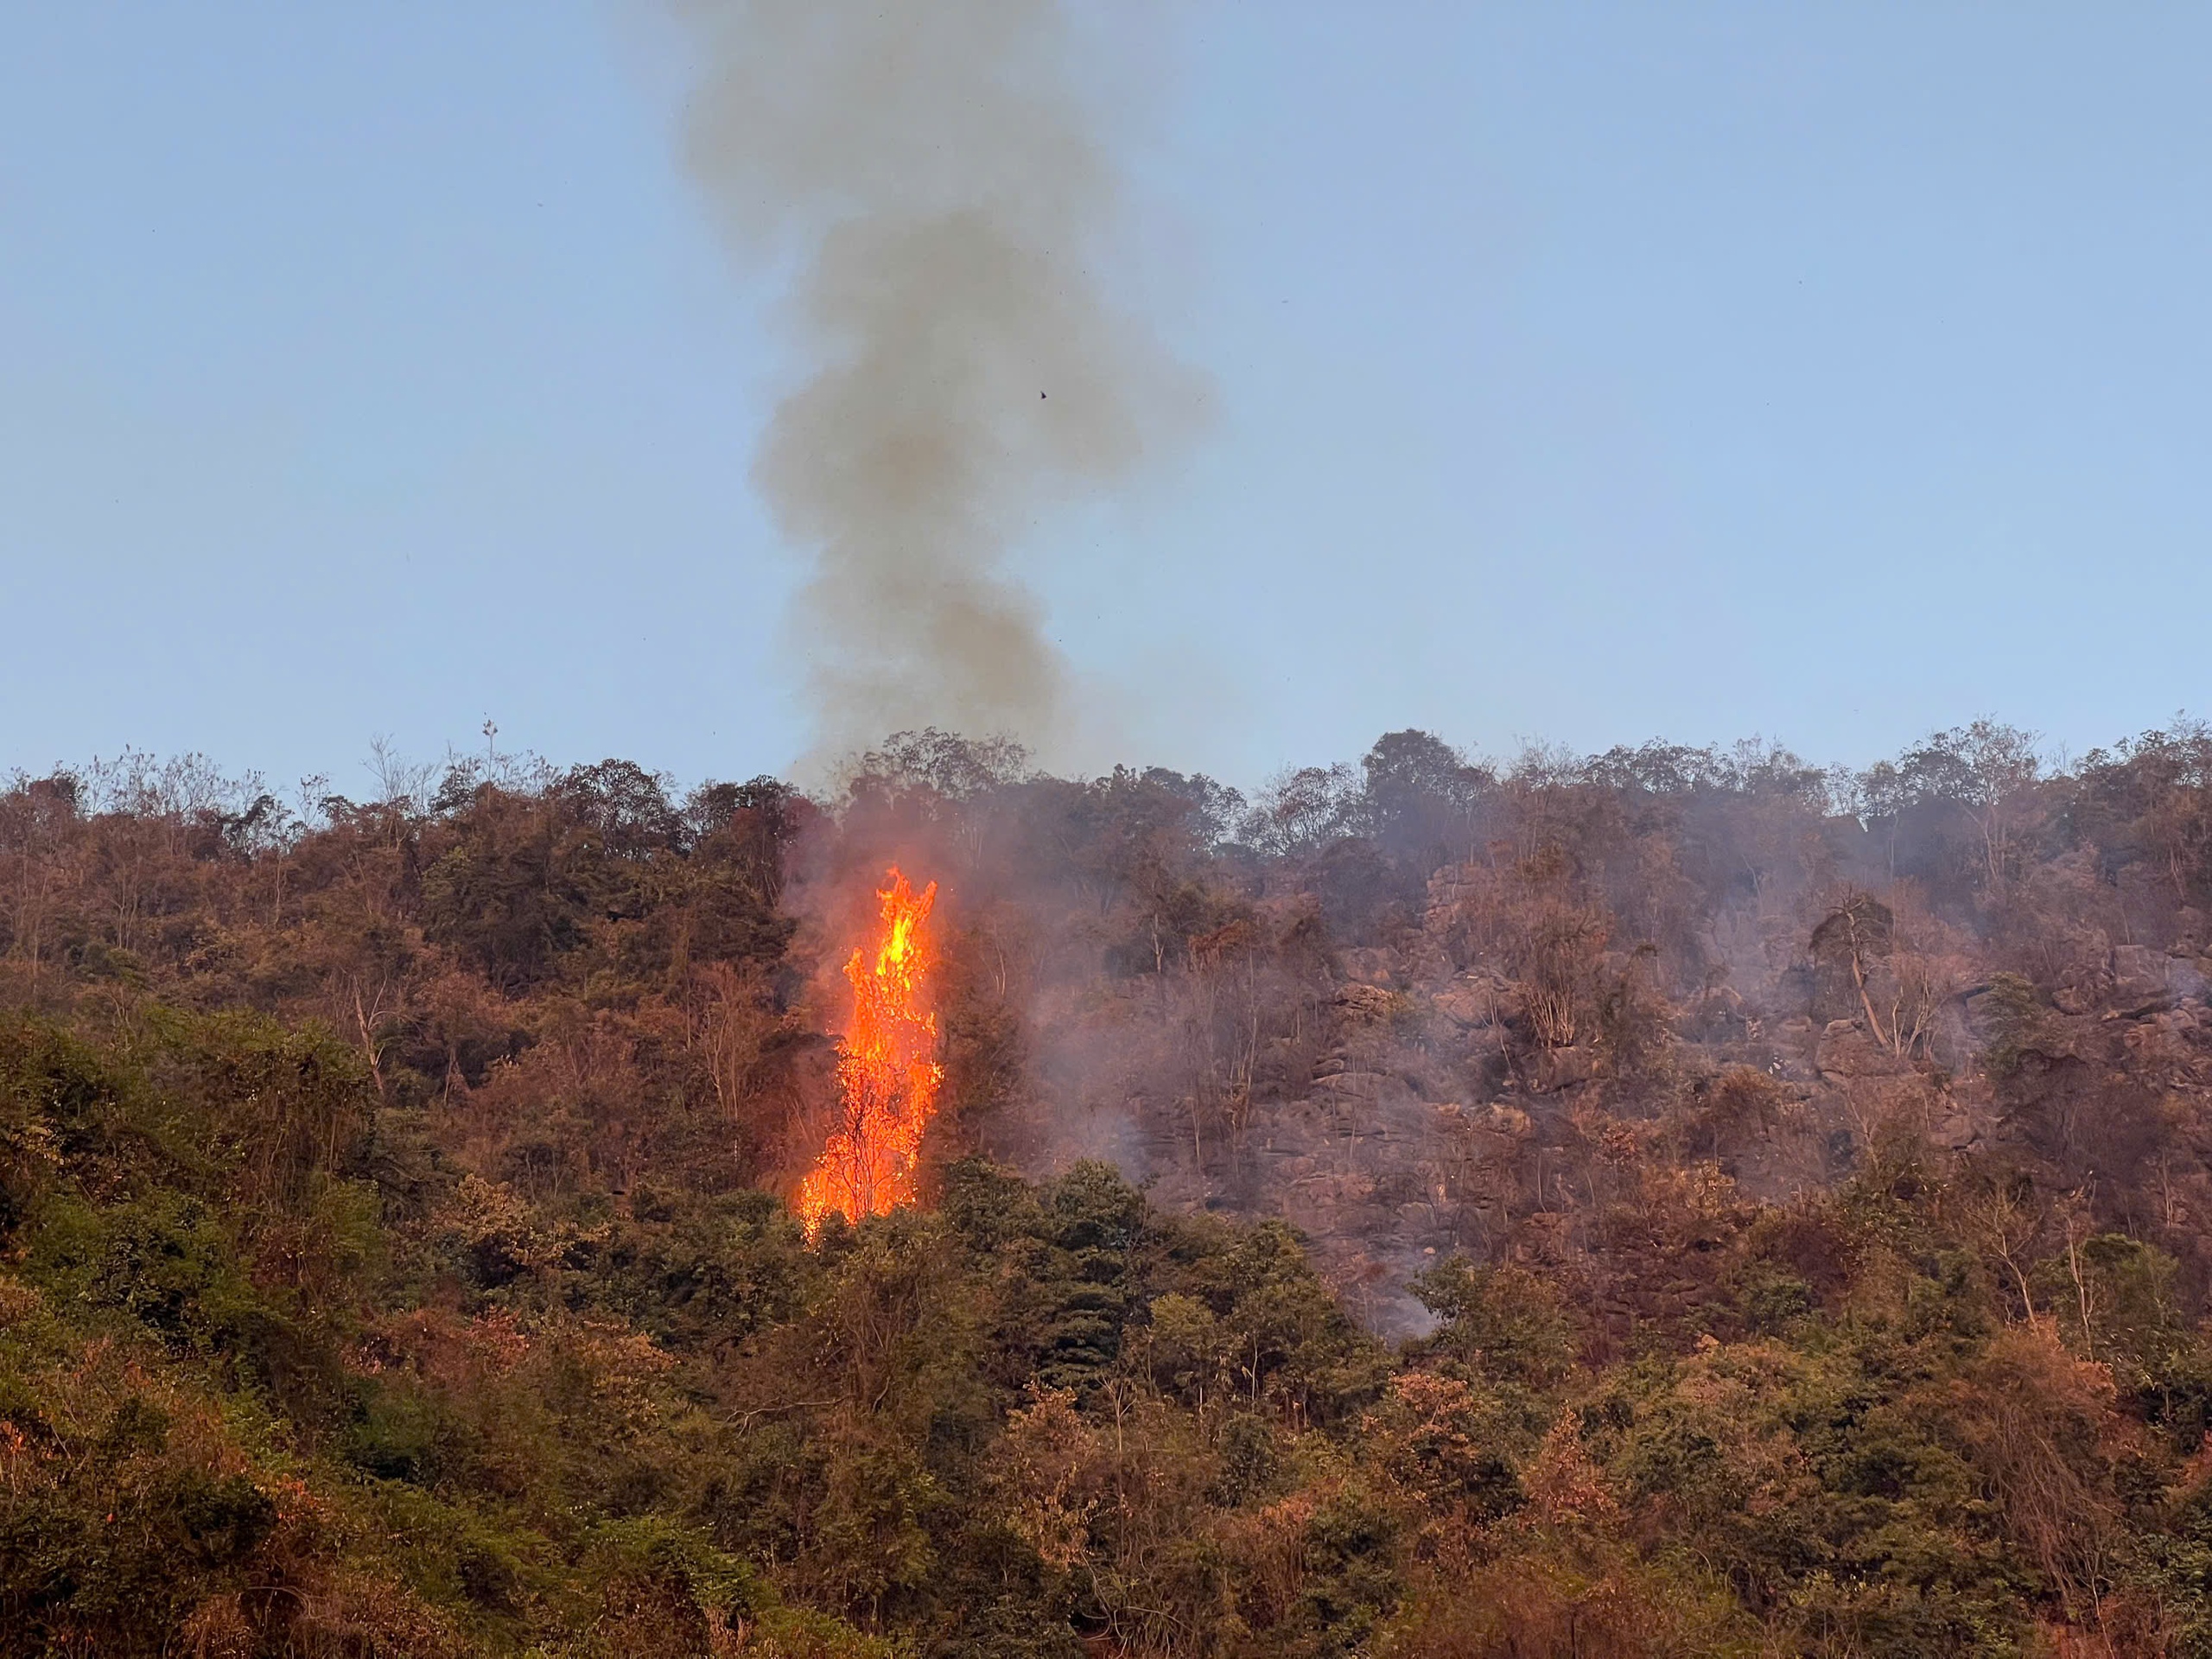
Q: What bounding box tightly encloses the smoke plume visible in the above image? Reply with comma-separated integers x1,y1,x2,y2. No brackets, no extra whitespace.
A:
674,0,1194,766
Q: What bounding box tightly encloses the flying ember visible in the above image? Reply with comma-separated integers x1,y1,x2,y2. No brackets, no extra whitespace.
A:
796,867,944,1237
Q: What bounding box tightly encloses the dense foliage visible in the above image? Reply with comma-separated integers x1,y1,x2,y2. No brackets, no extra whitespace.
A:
7,722,2212,1654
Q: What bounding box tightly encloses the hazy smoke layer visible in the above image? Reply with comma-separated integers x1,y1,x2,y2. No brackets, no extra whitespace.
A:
675,0,1190,765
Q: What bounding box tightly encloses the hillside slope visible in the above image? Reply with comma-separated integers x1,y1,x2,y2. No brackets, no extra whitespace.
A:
6,725,2212,1655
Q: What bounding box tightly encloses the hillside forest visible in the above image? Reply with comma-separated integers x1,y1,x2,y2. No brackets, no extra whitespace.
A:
13,721,2212,1655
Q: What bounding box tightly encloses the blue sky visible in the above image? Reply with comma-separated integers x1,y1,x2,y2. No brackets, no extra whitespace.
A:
3,3,2208,793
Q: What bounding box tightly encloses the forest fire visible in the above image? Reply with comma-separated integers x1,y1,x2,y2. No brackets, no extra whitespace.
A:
795,867,944,1237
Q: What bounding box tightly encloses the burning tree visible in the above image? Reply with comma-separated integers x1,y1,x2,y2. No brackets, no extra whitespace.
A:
797,867,944,1236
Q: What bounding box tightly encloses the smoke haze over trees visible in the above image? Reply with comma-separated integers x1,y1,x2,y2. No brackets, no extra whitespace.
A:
11,718,2212,1652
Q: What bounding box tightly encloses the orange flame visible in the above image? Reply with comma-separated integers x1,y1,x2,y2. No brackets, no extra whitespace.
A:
796,867,944,1237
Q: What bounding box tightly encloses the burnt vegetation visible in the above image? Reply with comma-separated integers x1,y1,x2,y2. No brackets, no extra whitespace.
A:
10,721,2212,1653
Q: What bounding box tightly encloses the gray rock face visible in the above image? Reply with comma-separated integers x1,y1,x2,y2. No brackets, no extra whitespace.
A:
2112,945,2176,1013
1432,982,1495,1028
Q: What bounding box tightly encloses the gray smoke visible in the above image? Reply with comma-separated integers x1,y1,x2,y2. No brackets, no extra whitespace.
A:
673,0,1195,766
